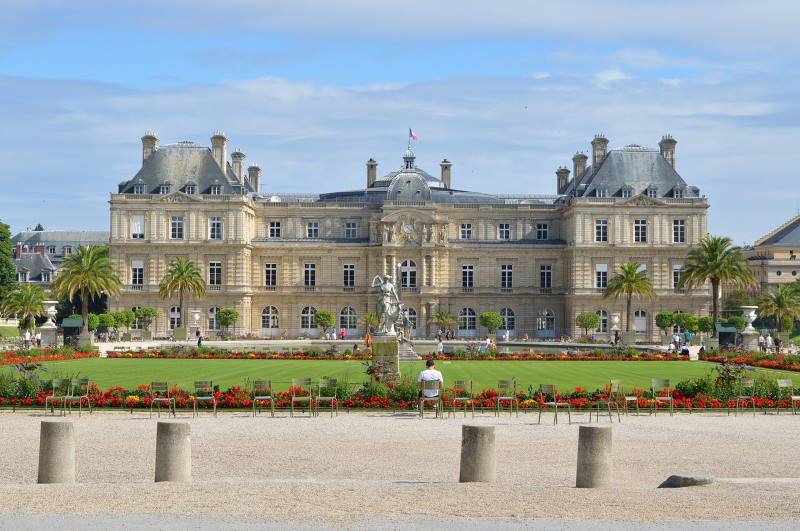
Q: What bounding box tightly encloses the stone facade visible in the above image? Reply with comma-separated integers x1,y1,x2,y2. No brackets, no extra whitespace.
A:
745,214,800,295
109,132,709,340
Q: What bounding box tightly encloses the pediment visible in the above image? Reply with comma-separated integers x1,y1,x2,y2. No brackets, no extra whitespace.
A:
619,195,665,207
156,192,203,203
380,209,439,224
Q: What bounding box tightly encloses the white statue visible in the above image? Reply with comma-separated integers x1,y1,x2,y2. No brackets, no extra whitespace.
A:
372,274,401,336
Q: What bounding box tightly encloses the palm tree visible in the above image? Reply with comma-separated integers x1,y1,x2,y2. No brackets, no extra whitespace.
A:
360,312,379,335
158,258,206,331
429,310,456,333
2,284,46,330
678,235,755,335
603,261,656,332
52,245,122,336
758,284,800,334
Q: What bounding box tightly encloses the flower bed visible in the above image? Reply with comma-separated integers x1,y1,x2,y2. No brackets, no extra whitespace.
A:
706,353,800,373
0,349,96,365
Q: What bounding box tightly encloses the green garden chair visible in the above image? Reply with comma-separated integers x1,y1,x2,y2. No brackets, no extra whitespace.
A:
448,379,474,418
252,380,275,417
149,382,176,419
495,379,518,417
45,378,70,416
316,378,338,417
589,382,621,423
735,378,757,416
64,378,92,417
418,379,443,419
537,384,571,425
776,379,799,415
610,379,639,416
290,378,313,417
192,380,217,417
650,379,673,416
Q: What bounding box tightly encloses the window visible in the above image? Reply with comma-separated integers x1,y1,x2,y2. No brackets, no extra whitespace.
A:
460,223,473,240
307,222,319,238
62,246,72,256
300,306,317,329
673,188,683,199
777,270,782,276
595,263,608,289
208,261,222,286
634,219,647,243
208,307,220,330
170,216,184,240
261,306,279,329
343,264,355,287
339,307,357,329
595,219,608,243
597,310,609,333
407,308,417,330
131,215,144,239
672,264,685,288
500,264,513,289
461,265,474,288
264,263,277,287
131,260,144,285
458,308,476,330
540,265,552,289
41,271,51,283
133,183,145,195
46,246,56,254
185,184,196,195
159,184,170,195
647,187,658,198
673,219,685,243
304,263,316,286
345,222,358,239
498,223,511,240
621,188,631,198
537,309,555,331
269,221,281,238
596,188,608,198
634,310,647,334
536,223,549,240
209,185,222,195
209,216,223,240
169,307,181,329
18,271,28,282
400,260,417,289
500,308,515,330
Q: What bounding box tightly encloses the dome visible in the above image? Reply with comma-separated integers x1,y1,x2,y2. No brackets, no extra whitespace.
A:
403,148,415,159
387,173,432,201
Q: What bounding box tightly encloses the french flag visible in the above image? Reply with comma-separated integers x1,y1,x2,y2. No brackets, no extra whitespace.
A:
409,128,418,141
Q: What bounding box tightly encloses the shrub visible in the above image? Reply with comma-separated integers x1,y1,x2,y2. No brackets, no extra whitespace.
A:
479,312,503,335
675,376,712,398
575,312,601,336
361,381,390,399
389,375,419,403
655,312,676,337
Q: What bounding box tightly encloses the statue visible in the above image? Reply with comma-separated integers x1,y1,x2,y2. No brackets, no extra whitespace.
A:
372,274,401,336
395,306,414,345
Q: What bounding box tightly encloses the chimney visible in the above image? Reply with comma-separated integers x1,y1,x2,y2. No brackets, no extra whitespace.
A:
14,242,22,259
210,131,228,171
556,166,571,195
440,159,452,189
231,149,245,180
591,134,609,168
366,158,378,187
659,134,677,168
34,244,45,256
572,151,588,179
247,165,262,192
141,131,159,161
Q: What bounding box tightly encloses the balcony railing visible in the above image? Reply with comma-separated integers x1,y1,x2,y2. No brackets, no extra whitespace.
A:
262,285,277,291
129,284,143,291
539,287,552,294
342,286,356,292
400,287,419,293
462,286,474,294
303,286,317,292
208,285,222,291
500,287,513,294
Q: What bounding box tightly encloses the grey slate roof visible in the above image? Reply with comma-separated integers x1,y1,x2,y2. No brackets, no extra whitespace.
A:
563,145,698,198
118,141,254,195
15,253,55,282
757,215,800,247
12,230,110,246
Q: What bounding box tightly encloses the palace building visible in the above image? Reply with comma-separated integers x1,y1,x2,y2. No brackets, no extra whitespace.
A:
109,132,709,340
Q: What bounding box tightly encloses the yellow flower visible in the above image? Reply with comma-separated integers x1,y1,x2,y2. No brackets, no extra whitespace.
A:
126,395,139,403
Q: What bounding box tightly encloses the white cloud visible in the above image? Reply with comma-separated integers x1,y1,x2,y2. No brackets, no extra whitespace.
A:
594,67,632,87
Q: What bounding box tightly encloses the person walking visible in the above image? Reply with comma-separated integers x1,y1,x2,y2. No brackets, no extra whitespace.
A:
758,334,765,353
766,334,774,353
436,339,444,356
23,329,31,349
35,330,42,347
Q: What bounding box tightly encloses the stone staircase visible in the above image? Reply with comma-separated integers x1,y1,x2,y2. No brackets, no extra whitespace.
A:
398,342,419,361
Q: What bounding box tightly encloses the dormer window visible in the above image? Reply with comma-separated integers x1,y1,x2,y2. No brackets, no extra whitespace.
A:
673,188,684,199
133,184,145,195
209,185,222,195
159,184,170,195
185,184,196,195
62,246,72,256
646,187,658,198
621,187,631,198
596,188,608,198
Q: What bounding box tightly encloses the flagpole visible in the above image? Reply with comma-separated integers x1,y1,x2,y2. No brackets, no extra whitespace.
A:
407,128,411,150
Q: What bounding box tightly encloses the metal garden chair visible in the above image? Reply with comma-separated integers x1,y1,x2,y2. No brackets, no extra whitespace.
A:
316,378,338,417
650,378,674,416
290,378,313,417
735,378,757,416
776,379,799,414
45,378,70,416
252,379,275,417
537,384,572,425
149,382,176,418
610,379,639,415
64,378,92,416
192,380,217,417
495,379,518,417
449,379,474,418
418,379,443,419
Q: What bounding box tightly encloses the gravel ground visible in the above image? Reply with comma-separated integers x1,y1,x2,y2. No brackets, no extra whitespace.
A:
1,410,800,528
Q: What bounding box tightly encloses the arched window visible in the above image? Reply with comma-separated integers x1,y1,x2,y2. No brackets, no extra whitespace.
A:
339,307,357,329
208,307,220,330
537,309,555,331
399,260,417,289
500,308,515,330
596,310,608,333
407,308,417,330
131,307,141,330
300,306,317,329
261,306,279,329
458,308,476,330
169,307,181,330
634,310,647,334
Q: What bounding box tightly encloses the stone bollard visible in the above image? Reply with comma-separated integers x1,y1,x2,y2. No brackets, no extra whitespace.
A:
155,421,191,482
575,425,612,488
459,425,496,482
37,421,76,484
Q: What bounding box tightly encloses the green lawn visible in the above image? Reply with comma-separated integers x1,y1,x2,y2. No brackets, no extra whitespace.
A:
0,327,19,338
5,358,799,392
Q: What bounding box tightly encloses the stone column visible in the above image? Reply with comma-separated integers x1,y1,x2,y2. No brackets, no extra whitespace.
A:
38,421,76,484
459,425,496,482
576,425,612,488
155,422,191,482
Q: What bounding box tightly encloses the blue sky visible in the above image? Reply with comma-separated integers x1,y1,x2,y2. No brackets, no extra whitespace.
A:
1,0,799,243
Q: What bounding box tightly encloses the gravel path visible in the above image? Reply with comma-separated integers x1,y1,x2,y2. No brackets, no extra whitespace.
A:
1,410,800,527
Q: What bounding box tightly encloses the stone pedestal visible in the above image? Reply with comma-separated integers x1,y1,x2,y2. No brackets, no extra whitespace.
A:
621,331,637,346
705,338,719,352
742,332,759,352
173,327,187,341
372,335,400,383
39,323,58,347
78,331,94,348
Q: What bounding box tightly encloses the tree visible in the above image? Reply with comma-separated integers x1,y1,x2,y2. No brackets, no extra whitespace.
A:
655,312,676,338
360,312,379,335
429,310,456,332
479,311,503,335
678,235,755,336
697,316,714,335
758,284,800,333
575,312,601,337
603,262,656,332
674,313,699,334
134,307,158,332
0,220,16,295
216,307,240,337
52,245,122,336
313,309,335,335
112,310,135,332
33,223,45,231
3,284,45,330
97,313,116,330
722,315,745,332
157,258,205,332
69,312,99,331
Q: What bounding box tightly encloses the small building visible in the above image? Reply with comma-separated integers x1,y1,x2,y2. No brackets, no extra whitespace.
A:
11,229,110,286
746,214,800,294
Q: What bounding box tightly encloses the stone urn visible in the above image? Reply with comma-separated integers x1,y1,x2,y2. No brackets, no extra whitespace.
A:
42,300,59,326
610,313,621,331
741,306,758,334
39,300,59,347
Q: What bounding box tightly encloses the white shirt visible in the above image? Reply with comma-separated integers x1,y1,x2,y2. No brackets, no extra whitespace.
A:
766,336,774,347
418,368,444,398
24,330,31,340
437,341,444,353
35,332,41,339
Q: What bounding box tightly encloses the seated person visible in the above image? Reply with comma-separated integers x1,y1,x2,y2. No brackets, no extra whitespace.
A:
417,358,444,399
